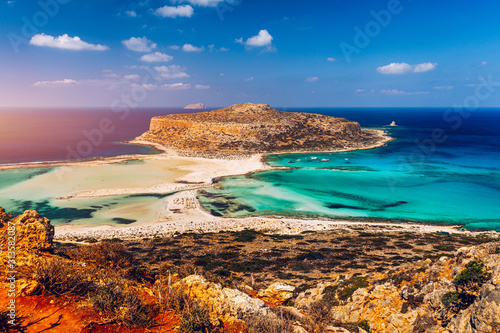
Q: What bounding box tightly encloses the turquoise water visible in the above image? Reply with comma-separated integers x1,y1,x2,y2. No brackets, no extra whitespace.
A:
0,165,172,226
1,108,499,231
199,108,500,231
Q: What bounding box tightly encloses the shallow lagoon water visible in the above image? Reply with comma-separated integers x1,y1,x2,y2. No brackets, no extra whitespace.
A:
0,159,183,226
1,108,499,230
199,109,500,231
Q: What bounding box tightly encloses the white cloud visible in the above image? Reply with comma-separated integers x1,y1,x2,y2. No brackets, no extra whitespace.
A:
327,57,337,62
172,0,225,7
29,34,108,51
380,89,429,95
219,47,229,52
242,29,273,47
126,10,137,17
124,74,140,80
122,37,156,52
219,73,224,76
413,62,437,73
433,86,454,90
244,77,254,82
160,83,192,90
140,52,174,62
154,65,190,79
103,73,120,78
377,62,437,74
306,76,319,83
155,5,193,18
169,45,180,50
355,89,365,93
33,79,79,87
182,43,204,52
479,61,487,67
195,84,210,89
376,63,412,74
102,69,120,78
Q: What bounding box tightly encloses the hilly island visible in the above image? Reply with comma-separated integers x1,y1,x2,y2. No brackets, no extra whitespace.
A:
134,103,390,155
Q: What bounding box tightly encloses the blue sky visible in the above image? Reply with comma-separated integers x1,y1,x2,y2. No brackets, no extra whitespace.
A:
1,0,500,108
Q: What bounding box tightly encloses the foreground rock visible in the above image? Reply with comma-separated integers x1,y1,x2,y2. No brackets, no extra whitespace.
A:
297,242,500,333
0,209,54,255
178,275,272,325
257,282,296,305
136,103,386,155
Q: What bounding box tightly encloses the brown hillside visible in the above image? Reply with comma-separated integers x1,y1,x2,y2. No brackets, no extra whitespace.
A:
136,103,384,155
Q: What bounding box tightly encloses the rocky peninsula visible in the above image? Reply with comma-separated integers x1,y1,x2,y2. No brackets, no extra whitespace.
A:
134,103,391,156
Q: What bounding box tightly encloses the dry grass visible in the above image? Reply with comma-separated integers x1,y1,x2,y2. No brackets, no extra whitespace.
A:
91,281,155,328
64,241,133,269
156,276,214,333
34,257,95,296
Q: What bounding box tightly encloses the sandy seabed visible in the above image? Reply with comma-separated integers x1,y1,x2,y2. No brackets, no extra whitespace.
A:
2,131,494,241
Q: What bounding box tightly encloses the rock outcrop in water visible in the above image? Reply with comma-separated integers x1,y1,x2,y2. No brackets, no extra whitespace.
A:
184,103,206,110
136,103,384,155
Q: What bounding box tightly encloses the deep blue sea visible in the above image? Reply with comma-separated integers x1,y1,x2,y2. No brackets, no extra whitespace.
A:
198,108,500,231
0,108,499,230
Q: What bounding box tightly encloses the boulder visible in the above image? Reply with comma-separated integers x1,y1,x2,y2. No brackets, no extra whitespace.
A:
8,210,54,253
0,207,12,227
257,282,295,305
447,283,500,333
178,275,273,324
295,282,336,309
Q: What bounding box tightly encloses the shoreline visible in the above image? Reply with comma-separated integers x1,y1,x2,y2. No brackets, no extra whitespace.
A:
4,127,495,240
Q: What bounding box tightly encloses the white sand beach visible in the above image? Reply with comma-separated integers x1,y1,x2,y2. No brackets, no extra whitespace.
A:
3,129,493,241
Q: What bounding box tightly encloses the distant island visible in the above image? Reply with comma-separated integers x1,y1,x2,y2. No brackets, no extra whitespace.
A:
184,103,206,110
135,103,391,156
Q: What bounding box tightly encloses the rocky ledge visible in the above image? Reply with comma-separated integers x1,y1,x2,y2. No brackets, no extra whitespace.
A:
2,208,500,332
136,103,387,155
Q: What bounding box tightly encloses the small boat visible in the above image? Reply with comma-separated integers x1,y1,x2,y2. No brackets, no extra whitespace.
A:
311,157,317,160
288,160,295,163
320,159,329,162
345,158,349,161
296,159,301,162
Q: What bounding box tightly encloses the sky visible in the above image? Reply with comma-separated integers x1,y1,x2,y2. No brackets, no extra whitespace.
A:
1,0,500,108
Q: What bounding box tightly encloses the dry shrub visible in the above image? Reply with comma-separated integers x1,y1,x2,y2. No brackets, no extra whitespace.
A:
244,312,295,333
167,287,213,332
65,241,133,269
156,277,213,333
34,257,95,296
35,256,155,328
160,262,198,278
308,300,333,323
91,282,155,328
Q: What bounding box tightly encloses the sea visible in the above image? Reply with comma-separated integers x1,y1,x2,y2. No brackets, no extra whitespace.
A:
1,107,499,231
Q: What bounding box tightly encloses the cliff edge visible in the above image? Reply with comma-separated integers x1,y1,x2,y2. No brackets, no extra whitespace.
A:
135,103,387,155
